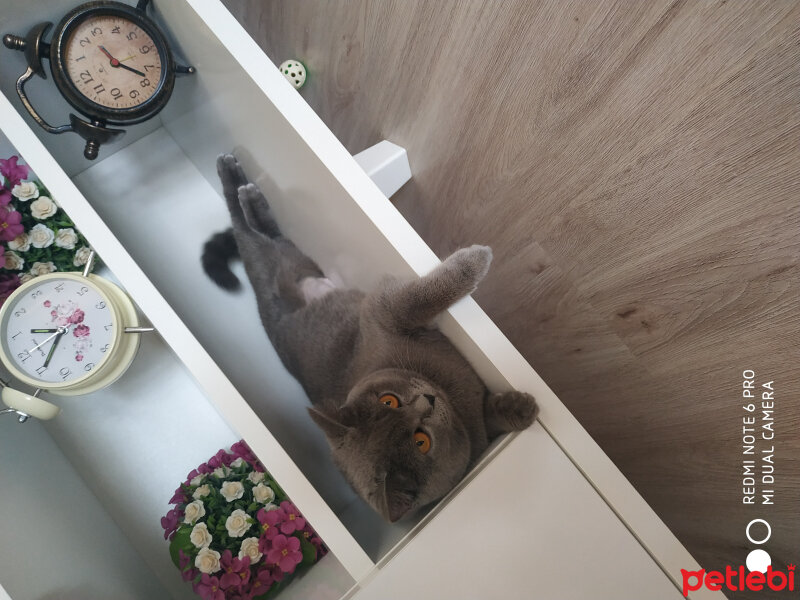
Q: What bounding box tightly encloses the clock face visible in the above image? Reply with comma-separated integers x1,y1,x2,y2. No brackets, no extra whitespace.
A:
63,14,163,110
1,277,116,385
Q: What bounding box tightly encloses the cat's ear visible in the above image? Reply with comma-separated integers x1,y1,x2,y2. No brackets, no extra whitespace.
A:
308,407,350,443
383,473,418,522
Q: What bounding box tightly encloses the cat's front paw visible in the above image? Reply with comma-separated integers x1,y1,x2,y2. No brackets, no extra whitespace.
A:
486,390,537,435
445,245,493,287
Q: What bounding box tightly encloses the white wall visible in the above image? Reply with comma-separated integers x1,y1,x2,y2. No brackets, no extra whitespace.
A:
0,417,168,600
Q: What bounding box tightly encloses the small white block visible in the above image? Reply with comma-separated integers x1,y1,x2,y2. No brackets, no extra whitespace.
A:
353,140,412,198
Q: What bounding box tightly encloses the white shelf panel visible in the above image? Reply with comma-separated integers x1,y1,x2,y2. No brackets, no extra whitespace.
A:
0,413,170,600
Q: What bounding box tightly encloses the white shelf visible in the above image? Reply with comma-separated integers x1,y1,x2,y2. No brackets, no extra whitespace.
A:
0,89,368,587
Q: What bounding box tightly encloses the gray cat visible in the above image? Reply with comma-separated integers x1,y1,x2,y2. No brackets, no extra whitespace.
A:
203,154,537,521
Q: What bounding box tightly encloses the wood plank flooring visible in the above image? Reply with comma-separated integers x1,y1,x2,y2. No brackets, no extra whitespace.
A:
222,1,800,593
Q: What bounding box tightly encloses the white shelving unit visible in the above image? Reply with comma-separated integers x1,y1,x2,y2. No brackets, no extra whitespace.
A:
0,1,724,599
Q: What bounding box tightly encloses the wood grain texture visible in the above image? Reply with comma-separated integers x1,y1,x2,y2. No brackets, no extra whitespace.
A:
222,1,800,596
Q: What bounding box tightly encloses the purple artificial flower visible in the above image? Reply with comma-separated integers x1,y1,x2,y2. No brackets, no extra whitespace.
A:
231,440,259,465
178,550,200,583
169,489,189,504
0,156,29,188
278,501,306,534
219,551,250,590
0,208,24,241
195,574,225,600
0,272,21,308
246,567,275,598
257,507,285,550
266,534,302,574
0,189,11,208
160,507,183,540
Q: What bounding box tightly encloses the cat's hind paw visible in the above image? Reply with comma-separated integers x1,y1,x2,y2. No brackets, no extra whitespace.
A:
485,390,538,436
217,153,248,191
238,183,281,238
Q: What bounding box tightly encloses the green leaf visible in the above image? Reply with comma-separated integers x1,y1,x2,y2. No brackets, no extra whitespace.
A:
298,535,317,564
169,525,195,570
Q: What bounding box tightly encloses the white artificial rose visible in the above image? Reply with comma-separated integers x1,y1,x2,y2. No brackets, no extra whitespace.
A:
30,196,57,220
195,547,221,574
252,483,275,505
225,509,250,538
190,522,213,549
220,481,244,502
73,246,92,267
183,500,206,525
8,232,30,252
193,484,211,500
190,474,206,486
4,251,23,271
19,273,32,284
29,224,54,249
238,537,262,564
248,471,265,484
11,181,38,201
29,261,56,277
54,228,78,249
231,458,246,468
213,466,230,478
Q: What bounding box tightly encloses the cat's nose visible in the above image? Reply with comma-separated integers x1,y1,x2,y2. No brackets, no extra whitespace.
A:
423,394,436,406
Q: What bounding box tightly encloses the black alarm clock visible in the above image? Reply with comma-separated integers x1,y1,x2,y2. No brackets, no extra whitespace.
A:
3,0,194,159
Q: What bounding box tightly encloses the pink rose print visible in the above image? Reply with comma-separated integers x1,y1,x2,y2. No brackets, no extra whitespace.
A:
73,324,90,338
68,308,84,324
43,300,51,308
75,354,84,362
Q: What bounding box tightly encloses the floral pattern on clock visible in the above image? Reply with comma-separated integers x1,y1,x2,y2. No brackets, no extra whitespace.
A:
46,298,95,362
2,277,114,384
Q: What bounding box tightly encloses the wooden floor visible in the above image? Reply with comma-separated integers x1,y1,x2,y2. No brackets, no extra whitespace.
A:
222,0,800,589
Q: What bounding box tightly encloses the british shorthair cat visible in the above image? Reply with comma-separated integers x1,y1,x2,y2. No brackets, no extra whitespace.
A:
203,154,537,521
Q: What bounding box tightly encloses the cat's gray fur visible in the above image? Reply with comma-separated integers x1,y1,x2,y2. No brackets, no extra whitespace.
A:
207,154,537,521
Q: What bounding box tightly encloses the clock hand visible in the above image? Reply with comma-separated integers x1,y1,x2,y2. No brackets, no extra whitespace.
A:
98,45,121,67
43,330,66,368
27,326,68,354
117,62,146,77
98,45,146,77
31,328,59,334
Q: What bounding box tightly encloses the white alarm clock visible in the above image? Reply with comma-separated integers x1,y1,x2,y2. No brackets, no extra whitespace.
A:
0,254,148,421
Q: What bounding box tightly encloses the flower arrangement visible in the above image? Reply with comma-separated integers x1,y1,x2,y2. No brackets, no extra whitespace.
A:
0,155,95,306
162,441,327,600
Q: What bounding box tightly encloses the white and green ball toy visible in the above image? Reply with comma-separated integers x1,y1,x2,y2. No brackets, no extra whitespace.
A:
279,60,306,89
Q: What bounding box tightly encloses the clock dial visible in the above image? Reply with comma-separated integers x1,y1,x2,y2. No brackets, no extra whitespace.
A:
64,15,163,110
2,278,116,385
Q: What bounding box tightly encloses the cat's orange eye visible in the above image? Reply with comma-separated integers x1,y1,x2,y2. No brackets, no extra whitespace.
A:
414,431,431,454
379,394,399,409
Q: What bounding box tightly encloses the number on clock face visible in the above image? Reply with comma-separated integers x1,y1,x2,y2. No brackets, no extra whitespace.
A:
64,15,162,109
2,279,115,384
